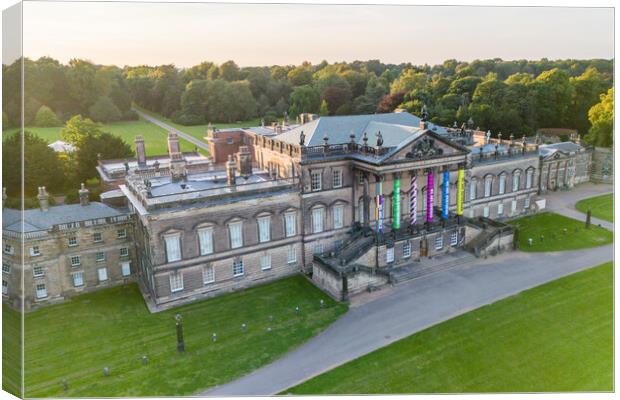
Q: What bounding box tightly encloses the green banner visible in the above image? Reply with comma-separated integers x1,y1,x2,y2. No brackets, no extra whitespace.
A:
393,177,401,229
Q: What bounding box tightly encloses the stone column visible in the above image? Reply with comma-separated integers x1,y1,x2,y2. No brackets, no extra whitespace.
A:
409,170,418,227
375,174,384,234
362,172,370,228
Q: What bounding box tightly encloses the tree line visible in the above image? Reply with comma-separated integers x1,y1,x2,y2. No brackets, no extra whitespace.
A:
3,57,612,139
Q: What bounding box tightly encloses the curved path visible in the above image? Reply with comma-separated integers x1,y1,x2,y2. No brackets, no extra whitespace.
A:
542,182,613,231
133,108,212,153
205,243,613,395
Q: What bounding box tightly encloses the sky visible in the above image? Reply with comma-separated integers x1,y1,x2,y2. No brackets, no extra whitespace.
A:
14,2,615,67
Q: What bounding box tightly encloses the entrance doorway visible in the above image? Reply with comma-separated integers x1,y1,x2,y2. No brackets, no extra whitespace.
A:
420,238,428,257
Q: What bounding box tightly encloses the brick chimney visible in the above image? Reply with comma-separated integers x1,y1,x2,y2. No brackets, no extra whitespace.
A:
79,183,90,206
237,146,253,178
226,155,237,186
37,186,49,212
135,136,147,167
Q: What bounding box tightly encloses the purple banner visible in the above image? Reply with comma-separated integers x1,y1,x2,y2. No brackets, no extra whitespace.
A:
426,172,434,223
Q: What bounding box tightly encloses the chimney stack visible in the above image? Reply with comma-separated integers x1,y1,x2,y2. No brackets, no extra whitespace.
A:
37,186,49,212
79,183,90,206
237,146,253,178
168,132,182,161
226,155,237,186
135,136,147,167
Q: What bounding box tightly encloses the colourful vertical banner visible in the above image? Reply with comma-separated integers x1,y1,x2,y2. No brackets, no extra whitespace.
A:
410,174,418,225
457,168,465,216
376,180,383,233
426,172,434,223
442,169,450,220
393,177,401,229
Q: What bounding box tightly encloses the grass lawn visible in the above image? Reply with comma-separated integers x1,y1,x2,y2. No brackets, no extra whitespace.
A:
19,275,347,397
2,302,22,397
134,106,261,142
285,262,613,394
3,118,200,157
576,193,614,222
509,212,612,252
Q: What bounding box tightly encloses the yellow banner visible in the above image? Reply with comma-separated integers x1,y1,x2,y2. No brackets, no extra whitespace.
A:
457,168,465,216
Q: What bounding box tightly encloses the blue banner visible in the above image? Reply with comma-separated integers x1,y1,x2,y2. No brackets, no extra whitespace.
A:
442,170,450,219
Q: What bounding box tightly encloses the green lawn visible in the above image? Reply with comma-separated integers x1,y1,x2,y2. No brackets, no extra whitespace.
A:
18,275,346,397
509,212,613,252
576,193,614,222
2,302,22,397
286,262,613,394
134,106,261,142
3,118,201,156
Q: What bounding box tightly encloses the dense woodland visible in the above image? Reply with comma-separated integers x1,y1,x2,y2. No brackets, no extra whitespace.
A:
3,57,614,139
1,57,614,201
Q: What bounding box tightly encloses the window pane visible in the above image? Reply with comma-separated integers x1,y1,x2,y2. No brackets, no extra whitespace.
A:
258,217,271,243
165,235,182,262
73,272,84,287
121,262,131,277
198,228,213,255
203,265,215,284
312,209,324,233
98,268,108,282
285,213,296,237
229,222,243,249
333,206,344,229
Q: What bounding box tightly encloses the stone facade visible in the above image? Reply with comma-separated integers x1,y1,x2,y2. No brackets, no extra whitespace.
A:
3,112,607,311
2,190,135,310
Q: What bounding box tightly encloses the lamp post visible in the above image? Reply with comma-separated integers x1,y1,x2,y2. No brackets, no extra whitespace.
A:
175,314,185,353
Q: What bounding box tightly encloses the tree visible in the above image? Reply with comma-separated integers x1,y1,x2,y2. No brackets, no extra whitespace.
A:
532,68,574,128
287,65,314,86
321,86,351,115
390,69,428,94
219,60,240,82
66,59,102,114
34,105,62,127
569,67,609,135
75,132,133,182
288,85,320,117
584,88,613,147
88,96,121,122
319,100,329,116
376,91,405,113
61,115,104,146
3,131,65,197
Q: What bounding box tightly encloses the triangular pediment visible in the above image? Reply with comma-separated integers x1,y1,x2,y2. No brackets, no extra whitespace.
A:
385,130,469,163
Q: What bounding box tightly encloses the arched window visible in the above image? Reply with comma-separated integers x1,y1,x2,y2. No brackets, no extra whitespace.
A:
498,173,506,195
512,170,521,192
469,179,477,201
311,206,325,233
526,168,534,189
484,176,493,197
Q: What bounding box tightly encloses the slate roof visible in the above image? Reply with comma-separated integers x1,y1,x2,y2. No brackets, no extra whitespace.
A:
539,142,584,156
274,112,447,146
2,202,125,233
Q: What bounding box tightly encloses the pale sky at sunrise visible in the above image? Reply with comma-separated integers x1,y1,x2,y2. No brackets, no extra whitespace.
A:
16,2,615,67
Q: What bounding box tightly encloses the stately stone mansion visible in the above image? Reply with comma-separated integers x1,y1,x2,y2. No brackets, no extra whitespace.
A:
2,111,611,310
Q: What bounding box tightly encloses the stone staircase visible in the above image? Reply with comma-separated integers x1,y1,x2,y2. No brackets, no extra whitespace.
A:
388,250,476,284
